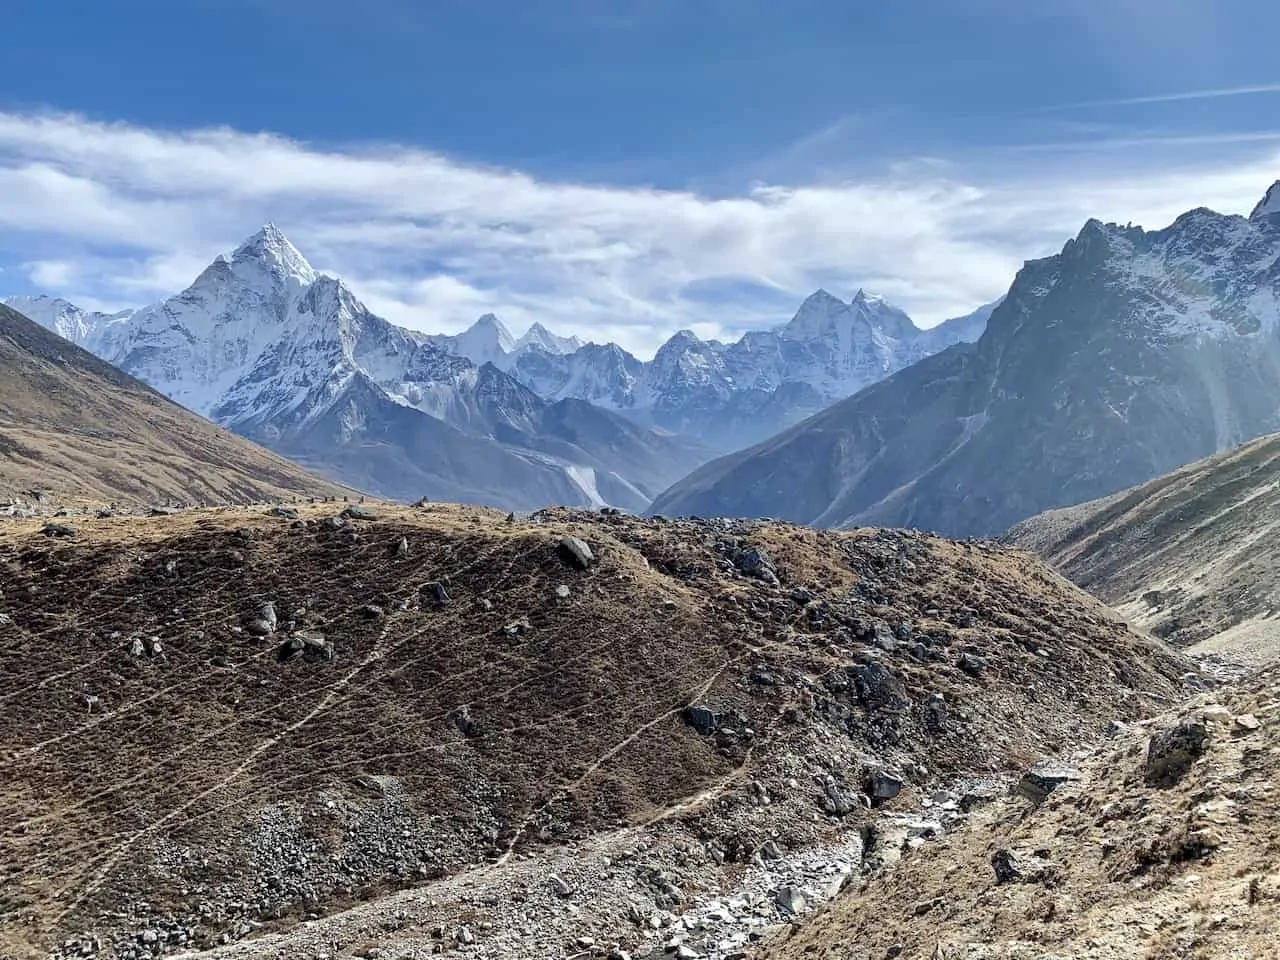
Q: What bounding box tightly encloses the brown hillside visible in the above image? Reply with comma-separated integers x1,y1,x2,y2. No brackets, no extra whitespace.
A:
763,666,1280,960
0,303,342,506
0,504,1188,958
1005,431,1280,664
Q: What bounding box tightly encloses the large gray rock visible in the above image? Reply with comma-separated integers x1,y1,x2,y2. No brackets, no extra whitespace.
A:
1145,720,1209,786
1016,759,1080,803
558,535,595,570
734,546,779,585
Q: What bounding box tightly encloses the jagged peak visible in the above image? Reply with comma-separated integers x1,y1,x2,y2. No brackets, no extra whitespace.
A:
784,286,914,340
668,328,704,345
1250,181,1280,220
230,223,317,285
802,288,847,307
515,320,585,356
464,313,516,350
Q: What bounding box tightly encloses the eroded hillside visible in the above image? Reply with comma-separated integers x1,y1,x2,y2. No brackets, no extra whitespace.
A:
764,666,1280,960
0,505,1189,958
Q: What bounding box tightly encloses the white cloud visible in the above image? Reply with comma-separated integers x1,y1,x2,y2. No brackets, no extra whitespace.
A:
0,110,1276,356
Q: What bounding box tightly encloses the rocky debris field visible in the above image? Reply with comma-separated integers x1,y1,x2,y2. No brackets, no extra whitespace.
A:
763,662,1280,960
0,502,1193,959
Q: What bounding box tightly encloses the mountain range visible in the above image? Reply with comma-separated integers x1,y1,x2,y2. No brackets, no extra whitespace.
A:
651,182,1280,536
429,288,994,453
8,226,993,510
7,227,710,511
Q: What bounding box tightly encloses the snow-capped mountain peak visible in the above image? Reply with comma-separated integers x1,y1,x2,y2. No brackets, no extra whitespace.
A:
1250,181,1280,221
781,289,848,339
781,287,917,342
3,294,134,347
515,321,584,356
229,222,317,287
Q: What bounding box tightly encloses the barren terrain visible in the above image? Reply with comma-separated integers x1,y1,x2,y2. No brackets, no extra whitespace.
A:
1006,430,1280,664
765,665,1280,960
0,302,341,507
0,503,1189,959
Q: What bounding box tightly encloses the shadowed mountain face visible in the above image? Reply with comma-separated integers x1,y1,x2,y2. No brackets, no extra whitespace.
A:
6,228,708,512
0,302,339,506
650,185,1280,536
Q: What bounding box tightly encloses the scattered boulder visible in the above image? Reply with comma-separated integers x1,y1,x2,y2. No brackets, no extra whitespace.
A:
341,505,377,521
555,584,571,600
992,848,1057,884
1016,759,1080,803
558,535,595,570
774,885,806,915
681,705,719,736
1145,720,1209,787
259,602,278,632
454,707,479,737
866,768,904,804
548,873,573,898
360,604,386,619
298,633,333,660
423,581,450,606
1235,713,1261,733
503,617,532,638
267,506,299,520
957,652,987,678
41,522,77,539
734,546,779,585
393,536,409,559
851,662,910,713
821,776,864,816
245,618,275,637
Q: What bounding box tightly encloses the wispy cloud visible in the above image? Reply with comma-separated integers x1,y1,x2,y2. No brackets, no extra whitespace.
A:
1036,82,1280,112
0,111,1275,356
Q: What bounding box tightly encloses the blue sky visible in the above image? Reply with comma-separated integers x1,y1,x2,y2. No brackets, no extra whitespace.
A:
3,0,1280,353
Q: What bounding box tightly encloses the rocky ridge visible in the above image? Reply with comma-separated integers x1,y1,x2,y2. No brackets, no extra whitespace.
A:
650,182,1280,536
0,503,1187,959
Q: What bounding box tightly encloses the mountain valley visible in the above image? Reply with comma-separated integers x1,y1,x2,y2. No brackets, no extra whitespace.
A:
0,502,1188,960
651,184,1280,538
5,178,1280,960
7,229,709,513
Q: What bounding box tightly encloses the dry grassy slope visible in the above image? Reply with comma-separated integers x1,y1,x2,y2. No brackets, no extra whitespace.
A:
0,505,1188,957
0,303,342,506
1005,431,1280,664
764,667,1280,960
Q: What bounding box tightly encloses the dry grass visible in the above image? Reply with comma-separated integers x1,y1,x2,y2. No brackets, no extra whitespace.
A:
1006,430,1280,662
0,505,1188,956
0,302,343,507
